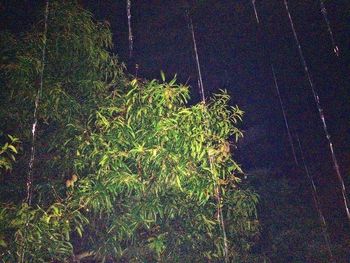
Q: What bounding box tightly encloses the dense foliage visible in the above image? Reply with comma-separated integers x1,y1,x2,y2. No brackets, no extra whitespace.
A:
0,1,259,262
249,169,350,263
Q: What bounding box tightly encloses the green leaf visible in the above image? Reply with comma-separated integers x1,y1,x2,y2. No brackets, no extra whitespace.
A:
8,145,17,154
160,70,165,82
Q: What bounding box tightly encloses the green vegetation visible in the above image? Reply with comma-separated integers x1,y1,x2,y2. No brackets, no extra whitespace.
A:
0,1,259,261
0,133,19,171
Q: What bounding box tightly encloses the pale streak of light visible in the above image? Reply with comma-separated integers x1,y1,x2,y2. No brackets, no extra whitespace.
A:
271,65,298,166
319,0,339,56
26,0,50,206
251,0,298,165
296,135,335,263
188,10,228,261
126,0,133,58
189,15,205,102
283,0,350,222
251,0,260,24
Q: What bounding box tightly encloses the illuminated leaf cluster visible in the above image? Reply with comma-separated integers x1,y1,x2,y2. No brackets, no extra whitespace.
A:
0,1,259,262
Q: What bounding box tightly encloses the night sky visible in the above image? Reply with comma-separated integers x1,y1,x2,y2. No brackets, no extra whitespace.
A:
82,1,349,163
1,0,350,259
82,0,350,187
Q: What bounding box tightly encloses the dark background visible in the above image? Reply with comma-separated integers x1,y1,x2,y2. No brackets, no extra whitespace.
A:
85,1,350,238
82,0,350,175
1,0,349,259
